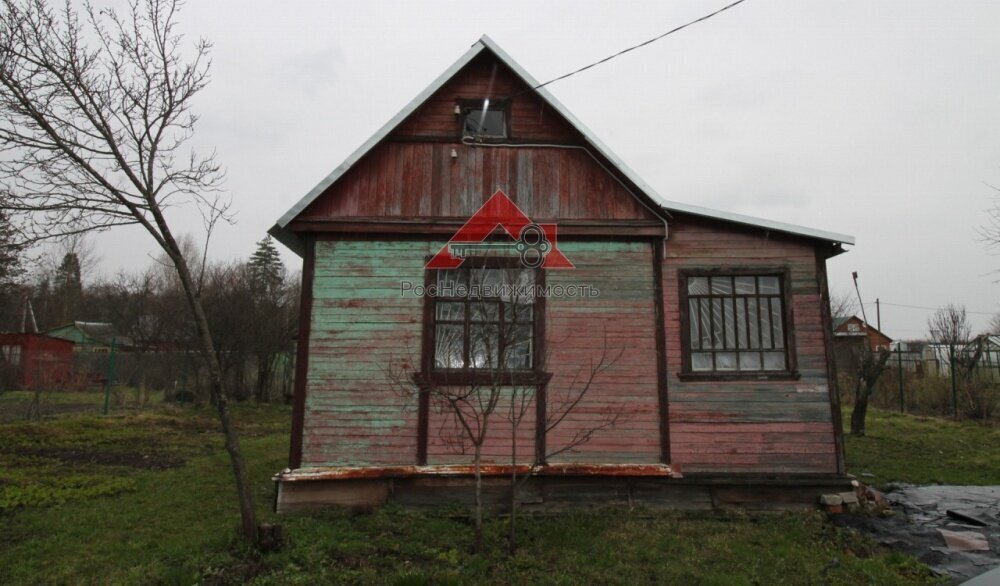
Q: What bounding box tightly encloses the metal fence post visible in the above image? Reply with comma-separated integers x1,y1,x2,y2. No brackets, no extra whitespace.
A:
897,346,904,413
102,336,117,415
949,342,957,418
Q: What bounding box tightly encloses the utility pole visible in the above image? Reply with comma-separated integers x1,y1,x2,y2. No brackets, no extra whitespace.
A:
852,272,868,327
876,298,881,334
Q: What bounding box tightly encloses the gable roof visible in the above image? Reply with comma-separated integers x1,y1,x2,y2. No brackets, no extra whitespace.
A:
832,316,851,330
44,321,131,347
270,35,855,255
832,315,892,342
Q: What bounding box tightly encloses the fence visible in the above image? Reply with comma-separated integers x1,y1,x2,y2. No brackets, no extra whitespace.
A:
839,343,1000,423
1,345,295,421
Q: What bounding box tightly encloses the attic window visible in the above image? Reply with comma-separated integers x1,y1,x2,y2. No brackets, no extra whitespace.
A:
461,100,507,139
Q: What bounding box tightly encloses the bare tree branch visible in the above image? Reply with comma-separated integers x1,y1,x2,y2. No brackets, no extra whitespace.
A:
928,304,971,345
0,0,257,542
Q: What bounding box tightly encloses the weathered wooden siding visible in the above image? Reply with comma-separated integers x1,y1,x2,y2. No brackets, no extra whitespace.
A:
426,389,537,465
302,240,432,467
545,241,661,463
394,53,576,140
298,51,656,224
299,143,654,222
303,238,662,468
663,216,838,474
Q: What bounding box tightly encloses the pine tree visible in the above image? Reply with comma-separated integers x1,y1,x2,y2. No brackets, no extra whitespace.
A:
248,236,283,291
52,253,83,324
0,209,23,292
0,209,26,331
246,235,292,402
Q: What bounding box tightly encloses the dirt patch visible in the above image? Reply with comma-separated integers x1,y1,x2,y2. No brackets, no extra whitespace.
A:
13,446,184,470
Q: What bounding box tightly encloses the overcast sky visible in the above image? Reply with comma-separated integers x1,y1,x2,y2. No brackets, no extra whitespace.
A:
79,0,1000,340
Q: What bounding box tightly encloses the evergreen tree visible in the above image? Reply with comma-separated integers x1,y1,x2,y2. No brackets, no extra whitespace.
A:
0,209,26,331
0,209,23,292
52,252,83,324
248,236,283,291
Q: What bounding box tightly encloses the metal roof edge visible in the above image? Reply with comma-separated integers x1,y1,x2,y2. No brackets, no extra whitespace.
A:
268,222,304,257
657,199,856,245
477,35,855,246
275,39,489,231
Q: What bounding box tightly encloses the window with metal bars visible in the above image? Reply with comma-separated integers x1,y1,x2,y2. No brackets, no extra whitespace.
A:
682,273,792,374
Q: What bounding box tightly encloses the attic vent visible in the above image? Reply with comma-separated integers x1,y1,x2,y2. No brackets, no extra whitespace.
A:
461,101,507,139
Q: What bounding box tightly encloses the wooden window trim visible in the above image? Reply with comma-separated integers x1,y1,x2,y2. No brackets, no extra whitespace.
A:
456,98,512,142
418,256,547,386
677,266,799,382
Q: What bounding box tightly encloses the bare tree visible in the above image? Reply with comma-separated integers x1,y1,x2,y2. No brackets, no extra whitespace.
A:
0,0,259,540
504,325,625,553
848,345,892,436
847,271,891,436
387,263,628,552
829,289,858,320
982,184,1000,257
928,304,971,345
991,313,1000,335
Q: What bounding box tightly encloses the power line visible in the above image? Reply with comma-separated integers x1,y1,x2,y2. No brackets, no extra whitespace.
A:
863,301,998,316
504,0,750,100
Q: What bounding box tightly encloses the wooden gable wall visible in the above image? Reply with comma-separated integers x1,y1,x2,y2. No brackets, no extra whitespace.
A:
295,53,658,226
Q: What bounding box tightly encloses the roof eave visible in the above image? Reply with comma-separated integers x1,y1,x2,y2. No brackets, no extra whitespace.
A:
268,222,304,257
272,39,490,256
658,201,856,247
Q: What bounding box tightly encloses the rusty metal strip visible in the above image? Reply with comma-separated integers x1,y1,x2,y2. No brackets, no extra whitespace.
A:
276,463,681,482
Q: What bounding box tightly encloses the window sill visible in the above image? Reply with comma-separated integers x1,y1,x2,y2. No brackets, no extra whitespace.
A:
676,370,800,383
461,135,510,144
414,370,552,387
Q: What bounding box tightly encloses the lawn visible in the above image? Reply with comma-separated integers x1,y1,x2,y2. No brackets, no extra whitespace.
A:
843,408,1000,487
0,394,968,584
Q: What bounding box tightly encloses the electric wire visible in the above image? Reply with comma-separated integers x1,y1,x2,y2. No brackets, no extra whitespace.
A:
503,0,749,101
863,301,997,317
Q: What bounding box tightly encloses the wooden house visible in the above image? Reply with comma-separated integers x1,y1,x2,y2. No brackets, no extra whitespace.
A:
833,315,892,350
0,333,74,389
43,321,130,353
269,36,855,512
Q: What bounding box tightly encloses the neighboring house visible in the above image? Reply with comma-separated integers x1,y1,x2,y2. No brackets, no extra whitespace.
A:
268,36,856,512
0,333,74,389
44,322,131,352
832,315,892,350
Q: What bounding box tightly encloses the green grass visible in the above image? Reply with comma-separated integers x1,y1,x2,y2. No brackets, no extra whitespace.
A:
0,388,159,423
251,508,936,585
0,396,949,585
844,408,1000,487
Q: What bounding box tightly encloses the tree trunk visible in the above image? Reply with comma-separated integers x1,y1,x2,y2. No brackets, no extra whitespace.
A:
508,429,518,554
850,392,869,436
256,354,273,403
473,444,483,553
172,251,258,542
